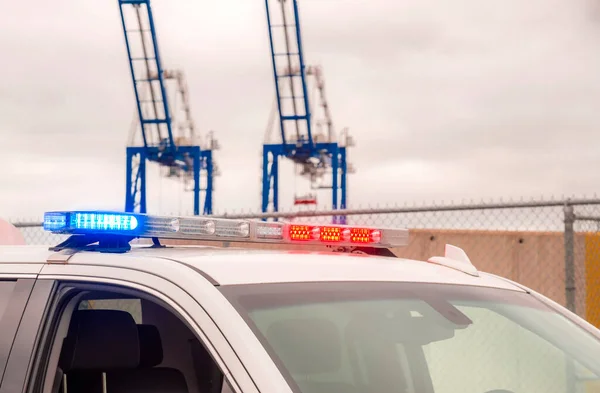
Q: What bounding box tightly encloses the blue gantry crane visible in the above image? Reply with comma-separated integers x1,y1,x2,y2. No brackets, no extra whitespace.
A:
117,0,217,215
261,0,355,223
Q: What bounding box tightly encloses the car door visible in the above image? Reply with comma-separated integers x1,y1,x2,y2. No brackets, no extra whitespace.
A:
1,259,289,393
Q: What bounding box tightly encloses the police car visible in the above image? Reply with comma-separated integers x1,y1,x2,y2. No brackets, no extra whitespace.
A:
0,210,599,393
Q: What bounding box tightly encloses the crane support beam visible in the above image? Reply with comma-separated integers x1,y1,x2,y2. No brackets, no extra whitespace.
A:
262,143,348,224
262,0,350,224
125,146,213,215
118,0,216,215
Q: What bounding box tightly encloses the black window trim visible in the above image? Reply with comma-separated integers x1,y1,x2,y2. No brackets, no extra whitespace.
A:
0,279,56,393
0,278,37,388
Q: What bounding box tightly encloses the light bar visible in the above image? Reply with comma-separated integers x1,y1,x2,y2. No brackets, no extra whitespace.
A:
43,211,409,248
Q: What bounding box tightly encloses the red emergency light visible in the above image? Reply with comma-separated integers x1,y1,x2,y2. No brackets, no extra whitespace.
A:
287,224,383,245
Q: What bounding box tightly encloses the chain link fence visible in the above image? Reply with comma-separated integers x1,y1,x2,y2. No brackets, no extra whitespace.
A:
9,197,600,327
8,197,600,390
13,222,68,246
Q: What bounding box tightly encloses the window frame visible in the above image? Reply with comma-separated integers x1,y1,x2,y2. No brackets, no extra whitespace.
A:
0,278,38,388
0,279,56,393
9,263,265,393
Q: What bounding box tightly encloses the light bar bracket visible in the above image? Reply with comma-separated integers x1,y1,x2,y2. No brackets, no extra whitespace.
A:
49,234,136,254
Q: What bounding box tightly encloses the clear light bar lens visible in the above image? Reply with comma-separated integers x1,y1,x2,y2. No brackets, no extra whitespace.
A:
255,223,284,240
178,218,216,235
145,217,181,234
214,221,250,238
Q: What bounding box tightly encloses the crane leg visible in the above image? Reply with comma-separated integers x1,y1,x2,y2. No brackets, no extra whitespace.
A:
262,145,281,219
203,149,213,215
125,147,147,214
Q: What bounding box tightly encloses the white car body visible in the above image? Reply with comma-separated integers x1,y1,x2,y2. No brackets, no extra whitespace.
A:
0,219,599,393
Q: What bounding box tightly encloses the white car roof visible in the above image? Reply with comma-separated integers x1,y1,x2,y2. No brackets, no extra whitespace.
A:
0,244,523,291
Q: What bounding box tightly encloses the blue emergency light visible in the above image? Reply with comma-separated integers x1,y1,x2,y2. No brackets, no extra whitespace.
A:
43,210,410,249
44,211,142,234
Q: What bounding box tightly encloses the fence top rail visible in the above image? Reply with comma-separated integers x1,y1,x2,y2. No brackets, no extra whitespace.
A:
11,222,43,228
215,198,600,220
574,215,600,222
10,198,600,226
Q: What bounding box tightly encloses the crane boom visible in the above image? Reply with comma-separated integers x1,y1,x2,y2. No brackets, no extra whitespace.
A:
262,0,354,224
119,0,175,154
265,0,315,157
118,0,216,215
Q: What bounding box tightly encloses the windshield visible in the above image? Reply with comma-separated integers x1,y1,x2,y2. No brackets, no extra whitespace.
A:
220,282,600,393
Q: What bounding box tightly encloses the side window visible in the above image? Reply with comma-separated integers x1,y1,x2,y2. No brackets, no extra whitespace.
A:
78,299,142,323
19,284,235,393
221,378,235,393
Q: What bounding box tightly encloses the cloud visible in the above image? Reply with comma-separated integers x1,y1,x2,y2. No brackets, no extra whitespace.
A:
2,0,600,221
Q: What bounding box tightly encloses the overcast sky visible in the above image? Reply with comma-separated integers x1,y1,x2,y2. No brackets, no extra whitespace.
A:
2,0,600,221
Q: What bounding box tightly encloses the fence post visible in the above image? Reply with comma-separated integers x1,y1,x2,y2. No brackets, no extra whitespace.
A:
563,201,577,393
563,200,576,313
